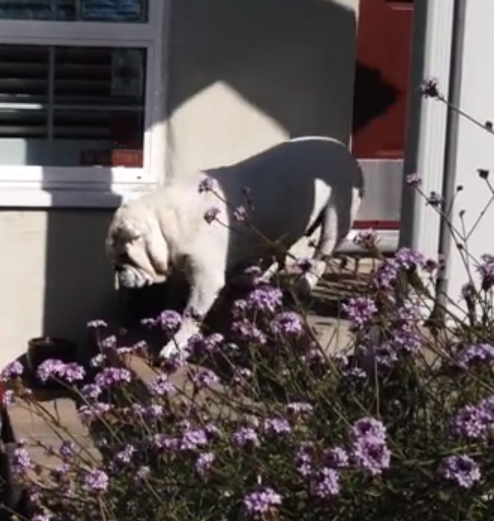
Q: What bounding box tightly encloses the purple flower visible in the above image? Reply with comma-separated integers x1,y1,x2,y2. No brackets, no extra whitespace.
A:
231,319,267,345
371,260,399,289
455,343,494,369
144,404,164,419
426,191,442,207
350,417,390,476
394,247,426,271
478,395,494,421
243,488,282,515
286,402,313,415
450,404,487,439
149,374,174,396
83,468,109,492
78,402,113,425
385,327,421,357
153,434,179,451
90,354,106,367
87,319,108,329
246,286,283,314
352,436,391,476
36,359,85,383
478,254,494,291
115,444,136,464
95,367,131,388
270,311,303,336
233,205,248,223
1,360,24,381
323,447,349,468
420,78,440,98
451,395,494,440
342,297,377,331
313,468,340,498
231,426,260,448
195,452,215,477
295,442,314,477
2,389,15,407
262,418,291,436
180,428,208,451
100,335,117,350
406,173,422,187
59,441,75,461
350,417,387,442
188,368,219,390
441,455,481,489
204,207,220,224
232,367,253,388
81,383,102,400
12,445,33,474
371,342,399,367
354,229,377,249
198,177,214,193
189,333,225,356
32,516,51,521
158,310,182,332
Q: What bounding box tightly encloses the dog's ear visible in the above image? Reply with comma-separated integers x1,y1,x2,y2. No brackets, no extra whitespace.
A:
142,218,170,274
106,207,146,254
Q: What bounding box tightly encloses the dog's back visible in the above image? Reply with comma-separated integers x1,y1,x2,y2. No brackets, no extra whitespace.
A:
206,136,364,249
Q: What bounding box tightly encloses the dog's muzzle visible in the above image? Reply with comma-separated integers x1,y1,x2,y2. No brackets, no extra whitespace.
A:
115,266,148,289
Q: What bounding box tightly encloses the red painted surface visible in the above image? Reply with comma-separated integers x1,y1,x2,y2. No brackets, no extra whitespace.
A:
352,0,414,159
352,0,414,229
353,220,401,230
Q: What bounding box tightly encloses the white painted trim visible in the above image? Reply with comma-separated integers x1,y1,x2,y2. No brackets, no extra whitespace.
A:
0,0,168,208
0,184,157,208
400,0,455,260
0,21,154,44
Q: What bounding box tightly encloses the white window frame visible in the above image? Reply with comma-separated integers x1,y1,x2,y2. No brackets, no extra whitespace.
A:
0,0,168,208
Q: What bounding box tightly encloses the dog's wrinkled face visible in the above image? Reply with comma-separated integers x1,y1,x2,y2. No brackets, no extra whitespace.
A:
111,237,161,289
106,209,169,290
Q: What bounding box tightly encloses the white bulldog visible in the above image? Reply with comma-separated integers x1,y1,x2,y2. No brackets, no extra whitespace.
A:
106,137,364,358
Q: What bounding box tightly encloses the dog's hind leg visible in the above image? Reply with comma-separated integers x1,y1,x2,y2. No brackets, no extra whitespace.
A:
295,187,361,296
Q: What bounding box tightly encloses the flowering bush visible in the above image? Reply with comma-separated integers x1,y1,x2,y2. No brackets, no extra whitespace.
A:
3,242,494,521
3,79,494,521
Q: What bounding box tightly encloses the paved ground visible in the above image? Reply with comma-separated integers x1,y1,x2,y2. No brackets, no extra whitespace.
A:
6,256,376,467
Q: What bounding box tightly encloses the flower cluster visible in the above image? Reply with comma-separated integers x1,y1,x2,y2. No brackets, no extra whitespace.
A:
450,395,494,440
349,417,391,476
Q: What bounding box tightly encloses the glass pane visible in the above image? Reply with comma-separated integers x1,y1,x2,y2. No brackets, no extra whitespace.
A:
0,44,146,167
0,0,148,22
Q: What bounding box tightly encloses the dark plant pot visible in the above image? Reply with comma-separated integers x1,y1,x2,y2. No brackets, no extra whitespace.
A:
26,337,79,390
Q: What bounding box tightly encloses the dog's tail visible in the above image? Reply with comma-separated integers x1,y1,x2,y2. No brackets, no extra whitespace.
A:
304,185,365,239
305,210,323,238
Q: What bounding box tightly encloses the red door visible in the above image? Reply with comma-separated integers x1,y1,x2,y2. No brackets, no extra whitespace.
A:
352,0,414,229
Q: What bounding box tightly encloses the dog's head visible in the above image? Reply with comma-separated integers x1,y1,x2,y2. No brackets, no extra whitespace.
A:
106,204,171,290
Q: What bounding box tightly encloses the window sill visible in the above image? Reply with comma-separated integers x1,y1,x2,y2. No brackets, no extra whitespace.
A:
0,183,157,209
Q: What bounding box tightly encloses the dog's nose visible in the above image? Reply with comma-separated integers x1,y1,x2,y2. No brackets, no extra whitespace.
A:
114,265,124,273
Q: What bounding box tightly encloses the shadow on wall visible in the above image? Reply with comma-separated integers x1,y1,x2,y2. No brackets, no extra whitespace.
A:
41,205,119,346
166,0,359,145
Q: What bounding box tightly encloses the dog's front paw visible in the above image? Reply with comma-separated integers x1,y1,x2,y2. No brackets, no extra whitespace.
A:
159,333,194,361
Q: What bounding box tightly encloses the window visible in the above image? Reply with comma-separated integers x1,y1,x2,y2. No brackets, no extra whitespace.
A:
0,0,166,207
0,0,148,22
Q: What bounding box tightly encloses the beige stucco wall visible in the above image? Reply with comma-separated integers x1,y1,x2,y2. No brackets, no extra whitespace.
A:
0,211,117,369
166,0,359,176
0,0,359,369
